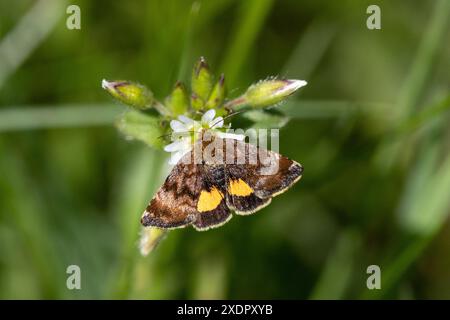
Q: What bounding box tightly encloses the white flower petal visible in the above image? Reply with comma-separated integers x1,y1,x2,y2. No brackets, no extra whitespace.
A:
209,116,223,129
216,131,245,141
168,149,190,165
101,79,111,90
178,115,195,126
163,139,186,152
202,109,216,123
170,120,187,132
282,79,307,94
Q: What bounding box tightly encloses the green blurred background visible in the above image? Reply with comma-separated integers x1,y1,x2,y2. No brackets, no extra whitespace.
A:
0,0,449,299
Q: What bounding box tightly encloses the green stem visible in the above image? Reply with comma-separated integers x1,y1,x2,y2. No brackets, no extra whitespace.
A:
223,96,247,110
152,100,171,116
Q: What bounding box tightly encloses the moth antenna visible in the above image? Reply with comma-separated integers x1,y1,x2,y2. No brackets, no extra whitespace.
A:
157,133,172,140
157,130,197,140
158,109,250,140
209,110,246,129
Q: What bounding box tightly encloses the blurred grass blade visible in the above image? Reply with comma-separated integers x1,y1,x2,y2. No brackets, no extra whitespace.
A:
0,145,64,298
191,255,227,299
397,137,441,233
310,231,360,299
373,0,450,171
395,94,450,136
220,0,274,85
400,148,450,235
176,1,201,82
283,19,336,79
0,104,121,132
110,148,166,298
0,0,66,88
394,0,450,121
279,100,385,118
364,115,450,299
361,236,431,299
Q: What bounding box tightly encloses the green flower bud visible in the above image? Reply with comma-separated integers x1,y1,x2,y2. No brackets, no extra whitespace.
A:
165,81,189,116
243,79,307,109
205,73,226,109
190,93,204,111
102,79,154,110
191,56,213,109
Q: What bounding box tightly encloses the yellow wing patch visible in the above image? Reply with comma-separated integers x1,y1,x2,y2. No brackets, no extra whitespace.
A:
197,187,224,212
228,179,253,196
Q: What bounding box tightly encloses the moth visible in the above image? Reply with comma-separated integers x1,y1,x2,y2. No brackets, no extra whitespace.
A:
140,130,303,231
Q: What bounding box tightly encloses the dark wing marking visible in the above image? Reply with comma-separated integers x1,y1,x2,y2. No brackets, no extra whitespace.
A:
193,164,232,231
223,138,303,199
225,191,272,215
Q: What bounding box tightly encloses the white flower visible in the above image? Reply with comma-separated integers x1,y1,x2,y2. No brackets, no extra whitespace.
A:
164,138,193,165
201,109,223,128
216,131,246,140
164,115,198,164
164,109,244,164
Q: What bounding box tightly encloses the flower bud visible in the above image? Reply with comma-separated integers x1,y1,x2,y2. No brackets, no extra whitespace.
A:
139,227,168,256
205,73,226,109
191,56,213,109
102,79,153,110
190,93,204,111
165,81,189,116
244,79,307,108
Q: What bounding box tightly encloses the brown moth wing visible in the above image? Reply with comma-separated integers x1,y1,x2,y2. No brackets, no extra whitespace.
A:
140,156,200,229
141,132,302,230
223,138,303,200
141,148,232,230
193,202,231,230
225,190,272,216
